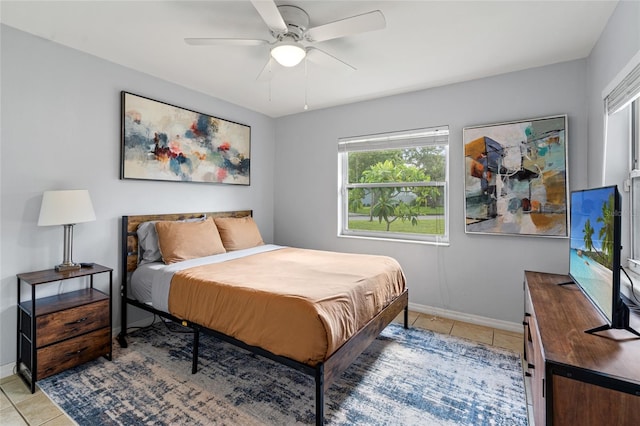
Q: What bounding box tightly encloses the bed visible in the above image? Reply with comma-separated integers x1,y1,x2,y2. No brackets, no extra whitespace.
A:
117,210,409,425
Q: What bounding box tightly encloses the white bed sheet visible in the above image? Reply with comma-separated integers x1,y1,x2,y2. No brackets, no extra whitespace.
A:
130,244,283,313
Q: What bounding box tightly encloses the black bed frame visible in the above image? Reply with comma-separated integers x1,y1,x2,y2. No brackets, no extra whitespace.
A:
117,211,409,425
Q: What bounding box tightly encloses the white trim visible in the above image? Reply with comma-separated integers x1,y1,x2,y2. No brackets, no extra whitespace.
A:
1,308,523,379
337,126,450,243
602,49,640,186
112,315,156,337
602,49,640,101
338,233,450,246
408,302,523,334
627,259,640,280
338,126,449,148
621,264,640,300
0,362,15,380
602,100,609,185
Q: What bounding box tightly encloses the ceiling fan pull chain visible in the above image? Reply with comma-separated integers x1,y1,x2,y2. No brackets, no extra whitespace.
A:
269,61,272,103
304,57,309,111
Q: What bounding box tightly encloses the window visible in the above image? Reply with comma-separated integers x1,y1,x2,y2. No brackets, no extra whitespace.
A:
338,126,449,244
604,58,640,275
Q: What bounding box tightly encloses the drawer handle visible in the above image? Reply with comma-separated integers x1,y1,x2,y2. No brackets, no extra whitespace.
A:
74,346,88,355
528,363,535,369
65,317,88,326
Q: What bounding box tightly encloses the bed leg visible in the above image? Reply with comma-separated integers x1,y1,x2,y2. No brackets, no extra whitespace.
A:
192,327,200,374
117,295,128,348
404,305,409,329
116,333,128,348
315,364,324,426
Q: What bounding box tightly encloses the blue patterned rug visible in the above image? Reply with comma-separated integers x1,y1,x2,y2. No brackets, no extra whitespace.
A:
39,322,527,425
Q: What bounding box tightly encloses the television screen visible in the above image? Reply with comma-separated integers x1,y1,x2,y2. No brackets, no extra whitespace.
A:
569,185,620,324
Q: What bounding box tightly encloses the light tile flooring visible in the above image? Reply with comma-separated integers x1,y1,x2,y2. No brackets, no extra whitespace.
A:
0,375,74,425
1,311,527,426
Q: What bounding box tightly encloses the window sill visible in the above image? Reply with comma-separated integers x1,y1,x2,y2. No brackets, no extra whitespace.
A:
338,233,450,246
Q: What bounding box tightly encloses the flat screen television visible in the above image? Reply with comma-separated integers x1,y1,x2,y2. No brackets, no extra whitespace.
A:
569,185,638,336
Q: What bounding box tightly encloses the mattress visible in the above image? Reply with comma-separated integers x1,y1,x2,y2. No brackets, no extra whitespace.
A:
131,245,406,365
130,245,281,309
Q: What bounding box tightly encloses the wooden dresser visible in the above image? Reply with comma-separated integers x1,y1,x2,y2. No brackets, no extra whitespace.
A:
523,271,640,425
17,265,112,392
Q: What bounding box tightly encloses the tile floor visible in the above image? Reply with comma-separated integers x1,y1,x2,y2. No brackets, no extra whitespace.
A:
1,312,528,426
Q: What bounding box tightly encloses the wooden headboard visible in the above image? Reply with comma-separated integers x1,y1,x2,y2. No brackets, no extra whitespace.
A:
121,210,252,274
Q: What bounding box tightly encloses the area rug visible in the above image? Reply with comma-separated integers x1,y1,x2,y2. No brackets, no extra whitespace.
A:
39,322,527,425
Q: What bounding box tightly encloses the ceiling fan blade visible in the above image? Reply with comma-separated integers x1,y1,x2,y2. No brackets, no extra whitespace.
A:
306,47,356,71
250,0,288,34
305,10,385,42
185,38,269,46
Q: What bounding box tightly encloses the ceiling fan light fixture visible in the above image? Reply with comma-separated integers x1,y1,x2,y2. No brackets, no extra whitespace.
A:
271,39,306,67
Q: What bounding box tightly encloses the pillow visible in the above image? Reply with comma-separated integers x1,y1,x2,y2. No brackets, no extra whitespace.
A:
213,216,264,251
137,216,205,264
155,217,226,264
137,221,163,264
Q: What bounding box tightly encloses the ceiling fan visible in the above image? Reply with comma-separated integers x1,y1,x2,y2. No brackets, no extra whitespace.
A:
185,0,386,78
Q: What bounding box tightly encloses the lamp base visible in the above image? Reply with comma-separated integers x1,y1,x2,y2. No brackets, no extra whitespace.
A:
55,263,81,272
56,224,81,272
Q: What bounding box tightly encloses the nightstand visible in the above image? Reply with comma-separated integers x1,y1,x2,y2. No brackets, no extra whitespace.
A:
16,264,112,393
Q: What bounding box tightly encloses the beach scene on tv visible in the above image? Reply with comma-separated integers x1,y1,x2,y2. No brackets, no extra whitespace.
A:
569,187,616,321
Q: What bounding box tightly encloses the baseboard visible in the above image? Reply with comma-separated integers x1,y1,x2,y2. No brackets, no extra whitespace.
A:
0,362,16,380
2,309,520,379
408,302,523,334
621,265,640,303
114,315,158,337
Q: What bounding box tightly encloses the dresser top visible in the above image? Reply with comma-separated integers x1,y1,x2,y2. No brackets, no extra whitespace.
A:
525,270,640,386
17,264,112,285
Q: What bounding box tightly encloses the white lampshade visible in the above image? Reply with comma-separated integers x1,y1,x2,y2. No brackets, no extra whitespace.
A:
38,190,96,226
271,39,306,67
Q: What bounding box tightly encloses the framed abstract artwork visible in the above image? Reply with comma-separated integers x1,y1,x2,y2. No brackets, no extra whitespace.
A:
121,92,250,185
463,115,568,237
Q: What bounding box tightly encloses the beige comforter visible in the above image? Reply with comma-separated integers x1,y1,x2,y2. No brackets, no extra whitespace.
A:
168,247,406,365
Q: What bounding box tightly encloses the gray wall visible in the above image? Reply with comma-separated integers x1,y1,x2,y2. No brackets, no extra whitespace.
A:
0,25,276,369
273,0,639,327
587,0,640,188
586,0,640,265
273,59,588,325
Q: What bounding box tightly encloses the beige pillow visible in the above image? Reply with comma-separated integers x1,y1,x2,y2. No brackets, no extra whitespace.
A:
137,216,206,264
214,216,264,251
155,217,226,264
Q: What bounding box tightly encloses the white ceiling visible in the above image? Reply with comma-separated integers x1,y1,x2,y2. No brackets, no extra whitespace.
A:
1,1,618,117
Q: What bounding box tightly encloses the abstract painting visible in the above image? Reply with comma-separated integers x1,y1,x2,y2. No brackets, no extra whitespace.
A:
121,92,250,185
464,115,568,237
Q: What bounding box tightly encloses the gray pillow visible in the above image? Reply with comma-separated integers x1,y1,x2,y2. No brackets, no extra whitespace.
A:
137,215,206,264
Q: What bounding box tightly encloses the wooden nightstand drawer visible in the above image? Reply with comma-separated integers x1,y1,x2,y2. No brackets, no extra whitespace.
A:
37,327,111,380
36,299,109,348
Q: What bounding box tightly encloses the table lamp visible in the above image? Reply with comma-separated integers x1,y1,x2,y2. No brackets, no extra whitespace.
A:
38,190,96,271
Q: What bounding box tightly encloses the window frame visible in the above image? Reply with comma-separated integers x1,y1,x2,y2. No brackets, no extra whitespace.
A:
338,126,450,245
602,52,640,276
629,99,640,274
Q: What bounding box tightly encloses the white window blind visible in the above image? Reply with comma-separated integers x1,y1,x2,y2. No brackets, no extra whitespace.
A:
605,61,640,115
338,126,449,152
